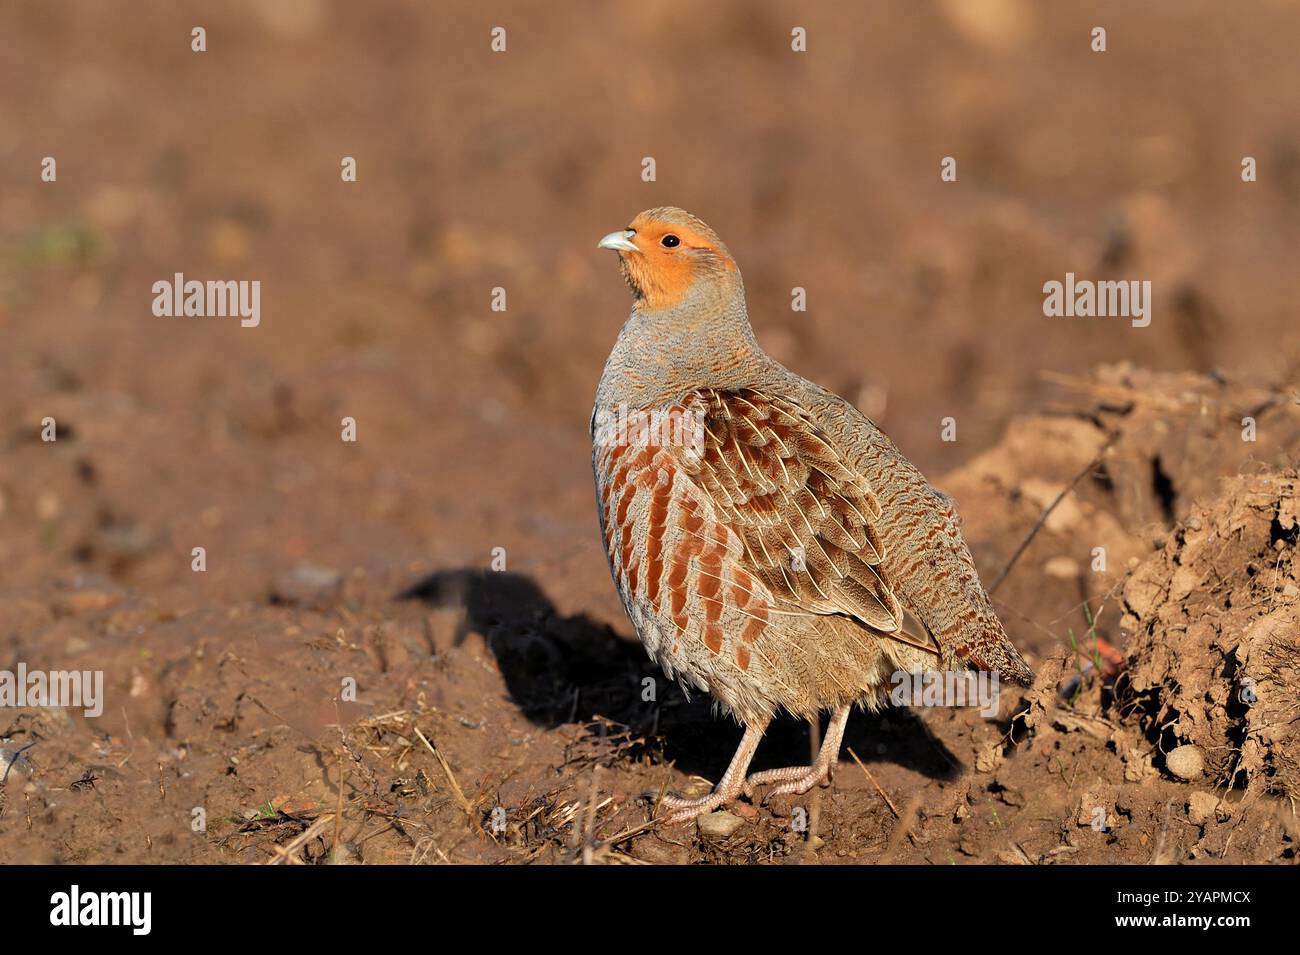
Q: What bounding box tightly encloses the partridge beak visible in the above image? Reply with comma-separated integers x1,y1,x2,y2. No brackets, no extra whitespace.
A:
597,229,638,253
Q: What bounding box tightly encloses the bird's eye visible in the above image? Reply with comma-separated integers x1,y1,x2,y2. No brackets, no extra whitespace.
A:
661,234,680,248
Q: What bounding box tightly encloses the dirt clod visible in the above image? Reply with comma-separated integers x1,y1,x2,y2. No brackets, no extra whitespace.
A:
1122,471,1300,800
1165,745,1205,782
1187,792,1218,826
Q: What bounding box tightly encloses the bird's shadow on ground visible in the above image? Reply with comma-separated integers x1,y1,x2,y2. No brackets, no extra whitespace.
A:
399,567,960,786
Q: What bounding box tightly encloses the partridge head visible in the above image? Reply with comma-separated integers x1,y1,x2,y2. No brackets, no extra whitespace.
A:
597,208,738,312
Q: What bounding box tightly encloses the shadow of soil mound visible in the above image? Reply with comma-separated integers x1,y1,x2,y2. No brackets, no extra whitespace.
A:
1119,469,1300,799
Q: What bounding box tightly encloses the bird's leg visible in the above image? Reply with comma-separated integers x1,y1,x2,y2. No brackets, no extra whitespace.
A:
743,703,851,800
658,718,769,823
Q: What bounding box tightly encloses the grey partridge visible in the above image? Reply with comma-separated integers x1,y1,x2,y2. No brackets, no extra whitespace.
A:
591,207,1033,822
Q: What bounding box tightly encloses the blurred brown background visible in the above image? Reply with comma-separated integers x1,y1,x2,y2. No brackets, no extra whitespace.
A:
4,0,1300,708
4,0,1300,655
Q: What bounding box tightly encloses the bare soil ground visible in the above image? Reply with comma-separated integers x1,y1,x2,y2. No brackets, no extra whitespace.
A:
2,366,1296,864
1,1,1299,864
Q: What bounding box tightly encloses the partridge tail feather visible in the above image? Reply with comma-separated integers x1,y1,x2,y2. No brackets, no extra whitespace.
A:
957,626,1035,687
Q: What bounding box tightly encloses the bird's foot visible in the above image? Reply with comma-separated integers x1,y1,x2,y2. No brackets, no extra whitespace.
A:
744,704,851,801
657,778,747,824
743,759,833,801
656,719,770,824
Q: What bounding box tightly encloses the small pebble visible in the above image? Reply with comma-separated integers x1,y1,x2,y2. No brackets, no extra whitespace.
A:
1165,744,1204,781
329,842,361,865
270,561,341,606
696,810,744,839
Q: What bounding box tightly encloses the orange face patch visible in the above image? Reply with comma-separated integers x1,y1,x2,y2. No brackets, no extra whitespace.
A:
619,215,735,310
